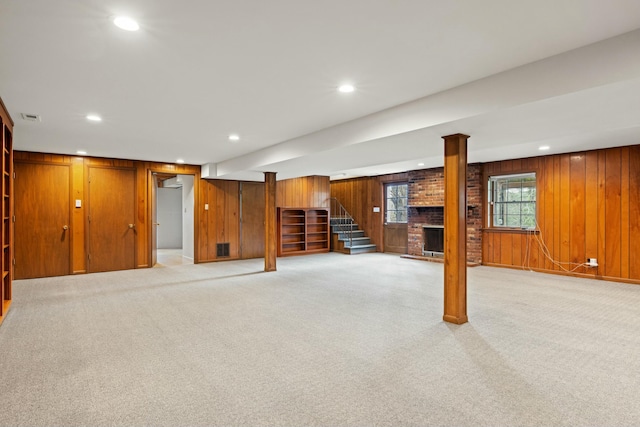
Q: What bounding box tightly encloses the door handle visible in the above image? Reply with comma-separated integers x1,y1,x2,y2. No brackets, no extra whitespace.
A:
153,223,160,226
128,224,135,229
63,225,69,231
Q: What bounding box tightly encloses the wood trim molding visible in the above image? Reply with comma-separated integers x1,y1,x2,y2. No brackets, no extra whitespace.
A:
482,228,540,235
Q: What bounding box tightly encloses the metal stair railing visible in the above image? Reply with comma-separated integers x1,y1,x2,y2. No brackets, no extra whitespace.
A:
328,197,355,249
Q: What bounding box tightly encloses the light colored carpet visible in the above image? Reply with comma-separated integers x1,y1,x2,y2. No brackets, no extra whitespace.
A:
0,253,639,426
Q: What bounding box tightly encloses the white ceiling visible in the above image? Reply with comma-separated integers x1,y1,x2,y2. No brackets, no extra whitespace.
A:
2,0,640,181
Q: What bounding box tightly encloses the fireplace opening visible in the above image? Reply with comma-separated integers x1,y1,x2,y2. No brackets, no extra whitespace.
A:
422,225,444,257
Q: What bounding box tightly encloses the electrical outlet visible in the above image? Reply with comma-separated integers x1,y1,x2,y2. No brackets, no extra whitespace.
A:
587,258,598,267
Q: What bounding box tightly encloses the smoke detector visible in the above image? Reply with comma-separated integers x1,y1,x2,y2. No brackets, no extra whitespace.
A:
21,113,41,122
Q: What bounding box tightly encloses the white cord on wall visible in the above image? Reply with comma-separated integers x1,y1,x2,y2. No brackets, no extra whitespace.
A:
522,220,591,273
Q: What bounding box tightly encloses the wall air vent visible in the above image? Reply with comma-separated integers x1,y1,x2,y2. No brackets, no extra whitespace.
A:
20,113,41,122
216,243,230,258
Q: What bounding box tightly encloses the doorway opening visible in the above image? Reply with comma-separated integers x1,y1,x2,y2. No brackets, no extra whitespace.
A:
154,174,195,267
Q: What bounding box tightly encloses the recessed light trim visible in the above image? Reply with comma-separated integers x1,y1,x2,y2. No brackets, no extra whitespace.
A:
539,145,550,151
77,150,87,155
113,16,140,31
86,114,102,122
418,163,425,166
176,159,185,164
228,134,240,141
338,84,355,93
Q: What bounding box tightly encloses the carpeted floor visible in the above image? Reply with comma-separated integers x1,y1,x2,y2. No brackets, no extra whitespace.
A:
0,252,639,426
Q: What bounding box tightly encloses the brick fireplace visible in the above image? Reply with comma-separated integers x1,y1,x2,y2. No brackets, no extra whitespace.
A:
407,164,482,263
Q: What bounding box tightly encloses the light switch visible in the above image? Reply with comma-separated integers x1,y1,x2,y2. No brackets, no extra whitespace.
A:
373,206,380,213
75,199,82,208
204,203,209,210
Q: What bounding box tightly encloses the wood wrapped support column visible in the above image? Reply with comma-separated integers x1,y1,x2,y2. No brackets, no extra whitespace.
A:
442,134,469,324
264,172,277,272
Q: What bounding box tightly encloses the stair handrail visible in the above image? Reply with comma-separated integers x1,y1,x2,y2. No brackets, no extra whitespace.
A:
327,197,355,249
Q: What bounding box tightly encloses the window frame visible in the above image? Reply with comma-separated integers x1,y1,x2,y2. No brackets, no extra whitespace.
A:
384,182,408,224
487,172,537,230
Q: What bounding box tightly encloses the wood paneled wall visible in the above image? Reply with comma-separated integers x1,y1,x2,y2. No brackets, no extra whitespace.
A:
330,173,408,251
15,152,331,275
14,151,201,272
198,180,240,261
276,176,330,208
483,146,640,284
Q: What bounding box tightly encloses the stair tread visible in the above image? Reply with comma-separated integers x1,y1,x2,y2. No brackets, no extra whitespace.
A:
344,243,377,248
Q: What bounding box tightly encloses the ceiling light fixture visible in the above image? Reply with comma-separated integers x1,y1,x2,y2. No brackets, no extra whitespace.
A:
539,145,550,151
338,84,355,93
113,16,140,31
418,163,425,166
86,114,102,122
229,134,240,141
77,150,87,155
176,159,185,164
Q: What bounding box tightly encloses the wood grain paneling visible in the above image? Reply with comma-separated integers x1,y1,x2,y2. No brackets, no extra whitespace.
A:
584,151,598,274
482,144,640,284
620,147,630,278
15,151,201,275
200,180,240,261
71,157,86,273
264,173,277,271
604,148,621,278
443,134,468,325
629,146,640,279
14,162,71,278
276,176,330,208
87,167,136,273
570,154,586,274
330,176,384,250
241,182,265,259
150,172,158,267
383,223,408,253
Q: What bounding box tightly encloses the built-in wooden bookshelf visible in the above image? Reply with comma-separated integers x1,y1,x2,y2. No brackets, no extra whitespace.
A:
0,97,13,326
277,207,329,256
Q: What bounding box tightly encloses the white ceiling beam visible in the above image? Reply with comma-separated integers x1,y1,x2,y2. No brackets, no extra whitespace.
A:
215,29,640,177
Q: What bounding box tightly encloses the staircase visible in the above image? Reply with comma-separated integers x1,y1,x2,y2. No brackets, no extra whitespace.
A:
329,198,377,255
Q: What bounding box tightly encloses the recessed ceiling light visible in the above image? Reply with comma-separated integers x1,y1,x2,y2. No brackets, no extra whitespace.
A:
418,163,425,166
539,145,550,151
77,150,87,155
338,84,355,93
113,16,140,31
86,114,102,122
229,134,240,141
176,159,185,164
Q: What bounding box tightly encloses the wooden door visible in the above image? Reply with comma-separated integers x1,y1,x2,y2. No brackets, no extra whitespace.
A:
14,162,71,279
241,182,265,259
88,167,136,273
383,182,408,253
150,171,158,267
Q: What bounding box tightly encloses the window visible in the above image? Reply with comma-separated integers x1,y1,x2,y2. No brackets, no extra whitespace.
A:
385,183,408,223
488,173,536,228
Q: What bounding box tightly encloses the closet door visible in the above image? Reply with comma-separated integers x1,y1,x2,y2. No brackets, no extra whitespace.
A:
88,167,136,273
14,162,71,279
